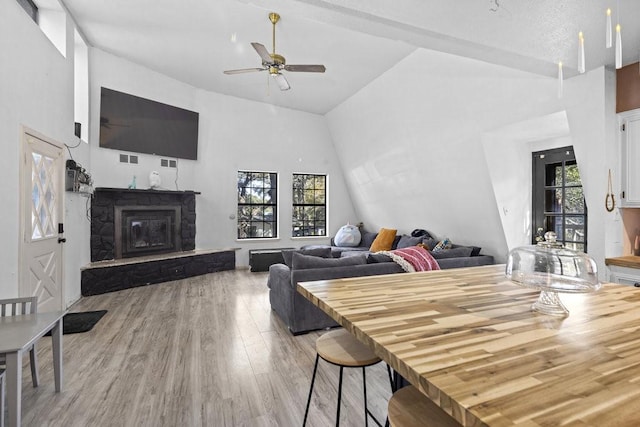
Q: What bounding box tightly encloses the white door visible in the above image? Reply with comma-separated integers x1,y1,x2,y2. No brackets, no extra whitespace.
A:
20,129,65,312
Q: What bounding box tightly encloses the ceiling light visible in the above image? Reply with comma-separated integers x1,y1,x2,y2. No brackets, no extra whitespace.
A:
578,32,585,74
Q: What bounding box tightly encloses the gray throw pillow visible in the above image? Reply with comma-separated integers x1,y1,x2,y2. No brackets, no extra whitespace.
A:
430,246,473,259
422,237,439,251
360,232,378,248
282,247,332,267
291,252,366,269
396,235,423,249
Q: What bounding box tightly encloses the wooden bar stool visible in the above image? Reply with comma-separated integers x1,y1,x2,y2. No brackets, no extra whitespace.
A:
303,328,391,426
387,386,461,427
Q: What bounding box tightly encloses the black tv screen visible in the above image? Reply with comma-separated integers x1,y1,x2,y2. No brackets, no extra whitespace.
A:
99,87,199,160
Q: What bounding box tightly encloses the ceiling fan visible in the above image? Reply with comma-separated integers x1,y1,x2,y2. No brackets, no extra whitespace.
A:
223,12,326,91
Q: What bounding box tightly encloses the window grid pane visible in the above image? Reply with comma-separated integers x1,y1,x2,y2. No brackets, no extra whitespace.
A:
533,147,587,251
237,171,277,239
292,174,326,237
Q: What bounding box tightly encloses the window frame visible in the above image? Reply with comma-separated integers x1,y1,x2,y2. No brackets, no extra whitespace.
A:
532,146,587,251
237,171,278,240
16,0,38,22
292,173,327,238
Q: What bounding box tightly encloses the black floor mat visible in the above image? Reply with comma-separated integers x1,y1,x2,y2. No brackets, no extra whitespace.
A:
45,310,108,335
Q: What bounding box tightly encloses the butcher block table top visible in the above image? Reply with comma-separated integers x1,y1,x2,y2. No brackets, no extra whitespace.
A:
297,264,640,427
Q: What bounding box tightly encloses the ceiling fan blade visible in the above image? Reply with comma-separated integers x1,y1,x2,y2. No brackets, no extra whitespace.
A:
223,67,266,75
251,42,273,64
283,64,326,73
272,73,291,91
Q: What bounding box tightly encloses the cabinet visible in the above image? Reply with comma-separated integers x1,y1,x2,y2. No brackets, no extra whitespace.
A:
608,265,640,287
620,111,640,206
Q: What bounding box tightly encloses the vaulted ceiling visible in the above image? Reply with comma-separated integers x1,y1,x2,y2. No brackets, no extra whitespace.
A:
62,0,640,114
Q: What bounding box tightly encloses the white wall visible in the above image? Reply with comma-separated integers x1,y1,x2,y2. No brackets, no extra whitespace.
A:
326,49,618,272
88,49,357,267
0,0,89,305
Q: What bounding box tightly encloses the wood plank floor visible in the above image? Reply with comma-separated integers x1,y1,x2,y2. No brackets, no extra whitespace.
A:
17,270,392,426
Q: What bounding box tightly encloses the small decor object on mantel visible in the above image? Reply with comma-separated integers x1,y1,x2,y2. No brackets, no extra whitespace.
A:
505,231,601,317
127,175,137,189
149,171,161,189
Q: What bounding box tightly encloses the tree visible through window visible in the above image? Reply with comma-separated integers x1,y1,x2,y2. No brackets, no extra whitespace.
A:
292,174,326,237
532,147,587,251
237,171,277,239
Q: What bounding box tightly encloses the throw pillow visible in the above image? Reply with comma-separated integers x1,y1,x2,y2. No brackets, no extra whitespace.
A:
421,237,439,251
430,246,473,259
333,224,362,247
360,231,379,248
432,238,452,253
369,228,397,252
291,252,366,270
282,247,332,268
396,235,423,249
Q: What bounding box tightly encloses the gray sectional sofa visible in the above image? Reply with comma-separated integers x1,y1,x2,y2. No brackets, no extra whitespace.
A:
267,231,494,334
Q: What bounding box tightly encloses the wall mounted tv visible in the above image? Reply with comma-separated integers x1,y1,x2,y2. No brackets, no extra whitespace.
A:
99,87,199,160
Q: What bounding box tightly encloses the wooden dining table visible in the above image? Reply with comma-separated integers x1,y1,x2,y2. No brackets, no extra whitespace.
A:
297,264,640,426
0,310,66,427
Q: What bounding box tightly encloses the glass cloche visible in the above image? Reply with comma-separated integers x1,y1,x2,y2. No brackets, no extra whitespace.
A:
505,232,601,316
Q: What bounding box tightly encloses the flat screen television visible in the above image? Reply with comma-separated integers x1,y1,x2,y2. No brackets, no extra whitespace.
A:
99,87,199,160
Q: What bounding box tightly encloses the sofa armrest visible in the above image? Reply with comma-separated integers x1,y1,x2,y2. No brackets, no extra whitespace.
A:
267,263,291,289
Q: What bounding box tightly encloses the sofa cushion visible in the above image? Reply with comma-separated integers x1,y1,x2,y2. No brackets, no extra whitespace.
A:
396,235,423,249
367,253,394,263
449,243,482,257
370,228,397,252
430,246,473,259
282,247,332,268
291,252,367,270
360,231,379,248
422,237,439,251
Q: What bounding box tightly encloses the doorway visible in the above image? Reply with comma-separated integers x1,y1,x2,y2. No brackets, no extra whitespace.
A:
20,128,65,312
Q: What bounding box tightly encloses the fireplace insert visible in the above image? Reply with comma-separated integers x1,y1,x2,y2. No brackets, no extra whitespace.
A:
114,205,182,258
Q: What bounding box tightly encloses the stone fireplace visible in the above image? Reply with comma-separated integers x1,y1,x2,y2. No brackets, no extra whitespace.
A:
83,187,236,296
90,188,196,262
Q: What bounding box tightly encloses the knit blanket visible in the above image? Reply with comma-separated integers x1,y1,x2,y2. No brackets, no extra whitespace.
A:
378,246,440,273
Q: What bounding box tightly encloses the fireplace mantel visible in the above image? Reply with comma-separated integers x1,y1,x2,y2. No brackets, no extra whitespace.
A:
95,187,201,196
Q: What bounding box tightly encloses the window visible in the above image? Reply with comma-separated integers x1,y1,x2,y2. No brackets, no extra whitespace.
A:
532,147,587,251
292,174,326,237
237,171,277,239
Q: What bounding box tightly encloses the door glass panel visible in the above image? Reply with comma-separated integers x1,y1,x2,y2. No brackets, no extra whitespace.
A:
565,163,580,185
31,151,57,240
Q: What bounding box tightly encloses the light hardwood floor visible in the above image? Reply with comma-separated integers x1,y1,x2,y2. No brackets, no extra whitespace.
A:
17,270,392,426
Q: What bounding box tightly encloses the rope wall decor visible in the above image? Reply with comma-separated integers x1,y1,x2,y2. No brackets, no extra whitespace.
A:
606,169,616,212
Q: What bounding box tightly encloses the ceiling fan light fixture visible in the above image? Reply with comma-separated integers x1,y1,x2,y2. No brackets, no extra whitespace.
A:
272,73,291,91
606,8,612,48
577,31,585,74
615,24,622,69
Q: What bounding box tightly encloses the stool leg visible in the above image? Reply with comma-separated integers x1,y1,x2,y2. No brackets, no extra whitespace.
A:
336,366,344,427
362,366,369,427
303,354,320,427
